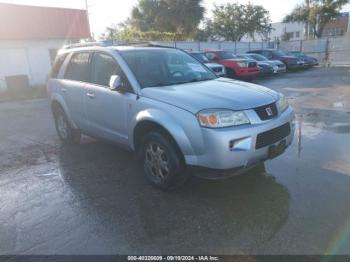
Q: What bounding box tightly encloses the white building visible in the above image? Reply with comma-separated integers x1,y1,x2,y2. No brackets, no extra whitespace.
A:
0,3,90,90
241,22,305,42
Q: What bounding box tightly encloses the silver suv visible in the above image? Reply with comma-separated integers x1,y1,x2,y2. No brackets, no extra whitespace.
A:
48,43,295,189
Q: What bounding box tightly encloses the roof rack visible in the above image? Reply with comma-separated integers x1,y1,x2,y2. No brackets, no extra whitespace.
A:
63,41,106,49
115,41,175,49
63,40,176,50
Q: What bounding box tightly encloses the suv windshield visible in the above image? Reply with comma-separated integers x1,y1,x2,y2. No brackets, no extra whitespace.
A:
218,51,237,59
249,54,268,61
120,48,217,88
289,51,305,57
190,53,210,63
273,50,287,56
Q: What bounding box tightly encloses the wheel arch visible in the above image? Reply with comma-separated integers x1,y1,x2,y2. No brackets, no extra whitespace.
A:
50,94,77,129
130,109,196,162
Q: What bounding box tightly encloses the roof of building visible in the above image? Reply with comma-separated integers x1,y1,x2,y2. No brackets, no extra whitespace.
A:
0,3,90,40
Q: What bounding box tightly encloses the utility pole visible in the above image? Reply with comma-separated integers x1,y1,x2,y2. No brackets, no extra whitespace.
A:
85,0,92,40
347,11,350,36
305,0,310,39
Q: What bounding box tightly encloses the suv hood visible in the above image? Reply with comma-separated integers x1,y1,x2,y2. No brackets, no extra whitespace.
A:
281,55,299,61
270,60,284,65
225,58,247,62
205,62,224,68
141,78,279,114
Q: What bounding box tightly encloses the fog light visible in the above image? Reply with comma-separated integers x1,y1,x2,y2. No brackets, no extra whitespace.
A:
229,137,252,151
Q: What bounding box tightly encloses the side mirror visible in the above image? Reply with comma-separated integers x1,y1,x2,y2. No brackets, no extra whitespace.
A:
109,75,121,91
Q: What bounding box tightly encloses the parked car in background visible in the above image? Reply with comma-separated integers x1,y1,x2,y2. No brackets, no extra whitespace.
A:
247,49,304,71
48,43,294,189
188,51,226,77
244,53,286,74
287,51,319,67
238,54,274,76
204,50,260,79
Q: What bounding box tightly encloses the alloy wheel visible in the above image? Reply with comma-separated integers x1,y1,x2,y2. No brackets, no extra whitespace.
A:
145,142,170,181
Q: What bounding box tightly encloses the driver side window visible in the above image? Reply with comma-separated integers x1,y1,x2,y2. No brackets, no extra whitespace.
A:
205,53,216,60
263,51,272,59
91,52,131,91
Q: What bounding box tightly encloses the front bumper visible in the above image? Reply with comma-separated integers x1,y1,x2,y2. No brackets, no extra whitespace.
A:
215,71,226,77
259,67,274,75
274,65,286,73
287,62,304,70
236,68,260,77
185,106,295,172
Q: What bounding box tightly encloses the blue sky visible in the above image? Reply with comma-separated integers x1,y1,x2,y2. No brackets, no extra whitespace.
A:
1,0,349,38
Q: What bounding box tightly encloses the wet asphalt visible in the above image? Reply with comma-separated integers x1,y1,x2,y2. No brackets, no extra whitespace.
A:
0,67,350,255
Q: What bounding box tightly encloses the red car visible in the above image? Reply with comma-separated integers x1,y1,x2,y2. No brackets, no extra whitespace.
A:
204,50,260,79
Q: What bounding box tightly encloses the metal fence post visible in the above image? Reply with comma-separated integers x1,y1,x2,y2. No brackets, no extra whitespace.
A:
198,41,200,51
234,41,237,53
248,42,251,51
325,37,330,66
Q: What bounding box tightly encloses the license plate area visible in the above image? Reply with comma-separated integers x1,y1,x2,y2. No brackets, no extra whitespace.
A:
268,139,286,159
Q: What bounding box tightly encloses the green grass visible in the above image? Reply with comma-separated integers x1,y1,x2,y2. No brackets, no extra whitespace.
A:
0,85,47,102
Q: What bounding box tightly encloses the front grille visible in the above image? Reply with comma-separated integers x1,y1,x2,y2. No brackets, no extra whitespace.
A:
278,64,285,68
248,61,257,68
254,103,278,120
212,67,222,72
256,123,291,149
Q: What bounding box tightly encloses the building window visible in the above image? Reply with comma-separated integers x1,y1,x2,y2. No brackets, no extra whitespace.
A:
295,31,300,38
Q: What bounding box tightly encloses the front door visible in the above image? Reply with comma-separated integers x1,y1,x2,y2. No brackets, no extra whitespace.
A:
84,52,135,145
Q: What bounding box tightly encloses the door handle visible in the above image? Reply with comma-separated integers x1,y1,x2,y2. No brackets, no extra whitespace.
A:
61,87,67,93
86,92,95,98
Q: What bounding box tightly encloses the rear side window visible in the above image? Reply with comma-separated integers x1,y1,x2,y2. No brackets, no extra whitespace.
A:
50,53,67,78
65,52,90,82
205,52,216,60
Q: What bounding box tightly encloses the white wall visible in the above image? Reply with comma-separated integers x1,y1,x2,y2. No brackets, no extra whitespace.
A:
0,39,71,89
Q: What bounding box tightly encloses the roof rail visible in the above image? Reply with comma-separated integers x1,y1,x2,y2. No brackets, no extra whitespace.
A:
62,40,176,50
63,41,112,49
115,41,175,49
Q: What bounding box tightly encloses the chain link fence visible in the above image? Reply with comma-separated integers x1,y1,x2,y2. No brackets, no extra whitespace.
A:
154,36,350,66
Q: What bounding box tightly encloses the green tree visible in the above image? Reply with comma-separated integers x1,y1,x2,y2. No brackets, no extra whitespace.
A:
206,3,272,41
244,3,272,41
126,0,205,37
284,0,348,38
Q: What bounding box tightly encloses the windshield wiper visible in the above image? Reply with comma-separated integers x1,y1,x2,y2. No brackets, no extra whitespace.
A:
174,78,212,85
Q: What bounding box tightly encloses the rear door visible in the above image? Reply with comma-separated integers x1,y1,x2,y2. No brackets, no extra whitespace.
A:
84,51,136,145
61,51,91,131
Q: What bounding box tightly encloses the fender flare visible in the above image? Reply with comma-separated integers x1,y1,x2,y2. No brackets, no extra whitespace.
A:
130,109,195,157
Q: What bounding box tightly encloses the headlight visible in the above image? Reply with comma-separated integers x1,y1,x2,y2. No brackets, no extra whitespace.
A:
277,94,289,113
237,61,248,68
197,109,250,128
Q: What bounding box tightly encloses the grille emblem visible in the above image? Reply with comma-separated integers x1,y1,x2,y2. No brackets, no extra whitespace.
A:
265,107,273,116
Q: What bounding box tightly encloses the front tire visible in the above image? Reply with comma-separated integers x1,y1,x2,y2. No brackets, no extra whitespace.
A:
140,132,187,190
226,68,237,79
53,106,81,145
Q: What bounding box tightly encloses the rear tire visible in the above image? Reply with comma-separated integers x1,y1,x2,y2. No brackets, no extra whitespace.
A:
53,106,81,145
140,132,187,190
